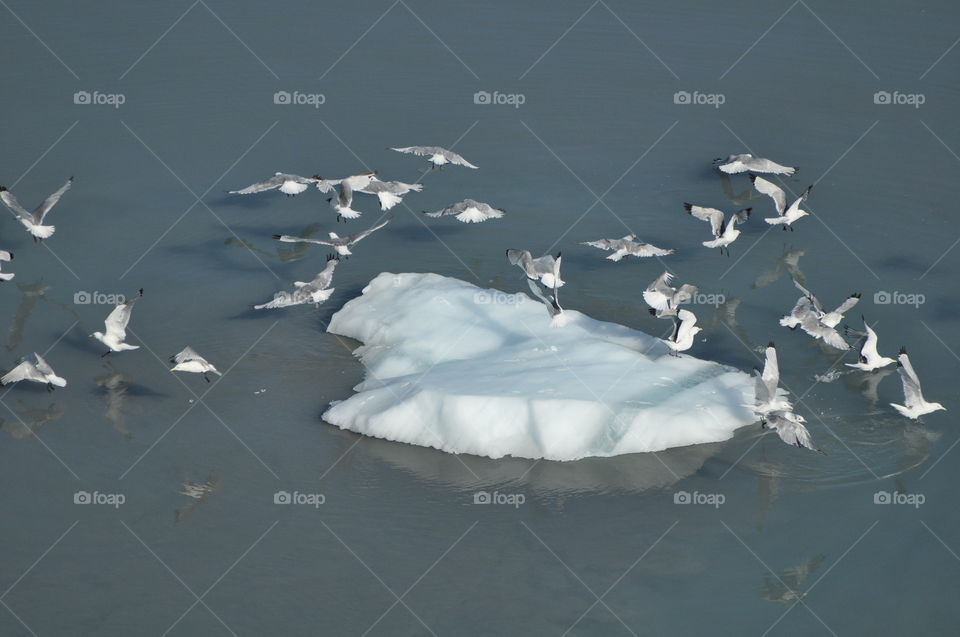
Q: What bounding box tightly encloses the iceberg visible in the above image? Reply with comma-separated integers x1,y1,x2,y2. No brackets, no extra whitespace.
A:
322,272,758,461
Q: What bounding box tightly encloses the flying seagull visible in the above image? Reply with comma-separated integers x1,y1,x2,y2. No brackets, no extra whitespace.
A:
713,154,797,176
0,250,13,282
327,171,378,221
643,271,697,318
890,347,945,419
779,294,850,350
789,279,860,328
663,308,702,356
424,199,504,223
751,343,793,416
506,250,564,288
754,180,812,230
0,177,73,241
844,317,896,371
91,289,143,356
1,353,67,390
761,410,819,452
356,179,423,210
684,203,751,255
254,255,338,309
389,146,478,169
273,215,392,256
581,234,675,261
170,347,221,382
526,278,563,320
229,173,322,196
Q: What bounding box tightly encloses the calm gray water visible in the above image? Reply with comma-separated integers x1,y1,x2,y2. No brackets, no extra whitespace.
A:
1,1,959,634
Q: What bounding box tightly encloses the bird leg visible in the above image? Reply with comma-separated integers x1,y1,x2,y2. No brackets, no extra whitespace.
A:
203,374,210,383
46,383,53,392
101,350,111,358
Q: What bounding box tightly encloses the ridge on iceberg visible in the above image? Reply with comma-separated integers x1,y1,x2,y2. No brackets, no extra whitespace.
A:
322,272,757,461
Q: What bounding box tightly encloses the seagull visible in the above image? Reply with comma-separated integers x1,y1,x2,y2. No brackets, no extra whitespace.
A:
274,216,391,257
0,177,73,241
326,172,378,221
0,250,13,282
506,250,564,288
663,309,702,356
526,278,563,319
890,347,945,419
779,294,850,350
713,154,797,176
756,181,812,230
356,179,423,210
1,353,67,390
254,254,338,309
684,204,751,255
751,343,793,416
389,146,478,169
581,235,675,261
760,410,819,452
844,317,896,371
228,173,321,196
91,289,143,356
170,347,221,382
790,279,860,328
424,199,503,223
643,271,697,318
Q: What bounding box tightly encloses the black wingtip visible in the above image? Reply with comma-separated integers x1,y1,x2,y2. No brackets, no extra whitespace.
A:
648,308,657,316
851,292,861,298
899,346,907,355
748,174,757,183
272,234,282,240
767,341,775,349
682,203,693,213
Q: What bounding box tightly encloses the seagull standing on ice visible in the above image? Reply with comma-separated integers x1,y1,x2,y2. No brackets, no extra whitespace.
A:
844,317,896,371
424,199,504,223
643,271,697,318
356,179,423,210
751,177,813,230
0,177,73,241
254,255,338,309
1,353,67,390
273,216,392,257
0,250,13,282
506,250,564,288
389,146,478,169
890,347,945,419
663,309,702,356
229,173,321,196
751,343,793,415
684,203,751,255
713,154,797,175
327,172,378,221
91,289,143,356
761,410,819,452
581,235,674,261
170,347,222,382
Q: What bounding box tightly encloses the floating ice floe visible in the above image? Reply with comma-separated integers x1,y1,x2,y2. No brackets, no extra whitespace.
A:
322,272,757,461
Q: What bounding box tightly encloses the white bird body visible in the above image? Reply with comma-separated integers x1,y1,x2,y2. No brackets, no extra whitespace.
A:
170,347,221,382
273,216,391,256
643,271,697,318
506,250,564,288
890,348,945,419
714,153,796,175
328,172,377,220
581,234,674,261
762,410,819,451
761,184,812,229
356,179,423,210
751,343,793,416
0,250,13,282
92,289,143,354
845,319,896,371
663,309,702,355
684,204,751,254
0,177,73,240
424,199,504,223
389,146,478,169
229,172,320,196
254,255,338,309
1,353,67,389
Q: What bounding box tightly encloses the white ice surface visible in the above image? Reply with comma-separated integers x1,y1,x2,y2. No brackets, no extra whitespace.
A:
322,273,757,461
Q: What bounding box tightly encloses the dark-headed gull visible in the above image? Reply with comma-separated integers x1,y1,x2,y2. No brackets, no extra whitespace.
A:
890,347,945,419
684,203,751,255
713,154,797,176
91,289,143,356
424,199,503,223
1,353,66,390
506,250,564,288
254,255,338,309
0,177,73,241
844,317,896,371
273,216,392,256
581,235,674,261
170,347,221,382
389,146,477,169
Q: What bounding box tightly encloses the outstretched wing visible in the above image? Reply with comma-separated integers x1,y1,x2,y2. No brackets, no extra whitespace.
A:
792,279,824,315
749,175,786,214
229,174,285,194
346,215,393,244
441,148,478,169
896,349,924,408
684,204,725,237
104,293,140,340
34,177,73,223
0,189,33,220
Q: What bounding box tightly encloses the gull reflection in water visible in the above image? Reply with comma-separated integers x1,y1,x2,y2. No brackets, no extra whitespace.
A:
752,245,807,290
174,473,223,523
759,554,826,603
6,279,78,352
0,400,65,439
224,222,323,263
